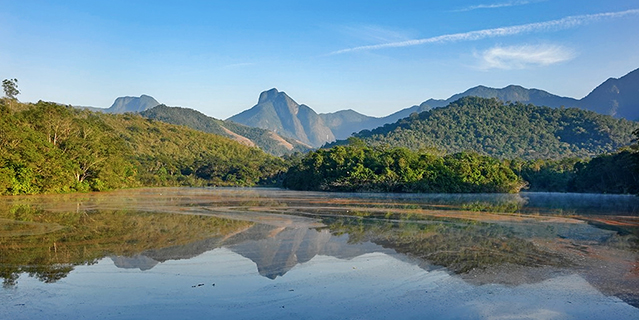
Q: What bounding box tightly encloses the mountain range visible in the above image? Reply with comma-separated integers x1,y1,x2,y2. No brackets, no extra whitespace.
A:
111,223,392,279
140,105,310,156
319,67,639,141
92,67,638,154
418,67,639,119
318,103,432,140
228,67,638,145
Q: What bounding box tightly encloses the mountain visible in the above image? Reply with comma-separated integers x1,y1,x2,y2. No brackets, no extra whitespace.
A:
319,109,377,140
418,68,639,121
141,105,310,156
317,82,581,141
331,96,637,160
420,85,581,109
226,83,589,145
228,88,334,147
319,103,432,140
110,223,391,279
107,94,160,113
317,68,639,141
580,68,639,120
226,225,389,279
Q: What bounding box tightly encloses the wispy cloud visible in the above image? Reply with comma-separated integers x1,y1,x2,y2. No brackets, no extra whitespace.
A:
329,9,639,55
477,44,575,69
455,0,545,12
338,25,412,44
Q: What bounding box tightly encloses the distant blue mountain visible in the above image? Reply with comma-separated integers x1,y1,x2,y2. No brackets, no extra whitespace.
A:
228,88,335,147
106,94,160,113
317,67,639,140
580,68,639,120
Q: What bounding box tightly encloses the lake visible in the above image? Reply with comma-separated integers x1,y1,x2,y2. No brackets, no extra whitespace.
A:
1,188,638,319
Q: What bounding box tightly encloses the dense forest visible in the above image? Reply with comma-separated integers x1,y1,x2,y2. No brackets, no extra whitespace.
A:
515,149,639,194
0,98,286,195
2,89,639,195
284,140,526,193
334,97,637,160
283,138,639,194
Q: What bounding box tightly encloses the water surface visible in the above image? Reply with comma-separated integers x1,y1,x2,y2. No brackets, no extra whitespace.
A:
1,188,638,319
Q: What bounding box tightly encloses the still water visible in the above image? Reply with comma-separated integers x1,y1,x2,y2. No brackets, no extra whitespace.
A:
1,188,638,319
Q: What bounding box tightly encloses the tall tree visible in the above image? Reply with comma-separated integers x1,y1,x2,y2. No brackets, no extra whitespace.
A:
2,78,19,100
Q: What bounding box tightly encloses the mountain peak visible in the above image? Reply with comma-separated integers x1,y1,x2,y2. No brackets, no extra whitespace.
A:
108,94,160,113
258,88,281,103
581,67,639,119
229,90,334,147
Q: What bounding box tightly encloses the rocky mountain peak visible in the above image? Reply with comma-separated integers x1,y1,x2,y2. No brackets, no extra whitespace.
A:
258,88,280,103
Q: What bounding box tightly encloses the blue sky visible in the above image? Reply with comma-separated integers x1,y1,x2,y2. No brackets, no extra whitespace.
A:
1,0,638,118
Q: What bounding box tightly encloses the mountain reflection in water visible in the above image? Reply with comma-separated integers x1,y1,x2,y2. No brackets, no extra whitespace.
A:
1,187,638,311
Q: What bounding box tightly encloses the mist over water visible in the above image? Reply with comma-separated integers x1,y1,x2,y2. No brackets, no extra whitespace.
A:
1,188,638,319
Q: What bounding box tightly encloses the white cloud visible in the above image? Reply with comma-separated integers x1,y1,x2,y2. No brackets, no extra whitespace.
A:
477,44,575,69
455,0,545,12
329,9,639,55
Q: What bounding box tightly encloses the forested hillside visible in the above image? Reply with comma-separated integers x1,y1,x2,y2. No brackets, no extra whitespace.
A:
0,99,286,195
141,105,310,156
339,97,637,160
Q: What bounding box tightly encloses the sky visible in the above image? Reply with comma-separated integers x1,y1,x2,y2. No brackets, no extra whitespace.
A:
1,0,638,119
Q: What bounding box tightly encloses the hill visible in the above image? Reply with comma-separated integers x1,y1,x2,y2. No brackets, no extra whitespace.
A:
0,98,285,195
331,96,637,160
140,105,310,156
228,89,334,147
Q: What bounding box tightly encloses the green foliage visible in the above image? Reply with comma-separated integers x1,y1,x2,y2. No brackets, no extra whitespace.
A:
339,97,637,160
0,100,286,195
283,144,525,193
2,78,19,100
516,150,639,194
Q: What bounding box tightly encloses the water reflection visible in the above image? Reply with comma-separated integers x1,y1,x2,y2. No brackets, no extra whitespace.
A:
0,202,253,287
1,187,638,310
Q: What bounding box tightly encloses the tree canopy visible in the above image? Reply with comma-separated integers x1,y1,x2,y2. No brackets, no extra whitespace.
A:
2,78,19,100
0,99,286,195
284,141,525,193
332,97,638,160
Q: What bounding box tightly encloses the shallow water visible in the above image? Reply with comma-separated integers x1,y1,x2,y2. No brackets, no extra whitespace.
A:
1,188,638,319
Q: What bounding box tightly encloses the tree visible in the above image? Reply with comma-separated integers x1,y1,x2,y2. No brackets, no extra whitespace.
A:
2,78,20,100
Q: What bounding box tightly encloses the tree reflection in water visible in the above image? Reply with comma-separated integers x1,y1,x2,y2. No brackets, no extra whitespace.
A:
1,188,638,308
